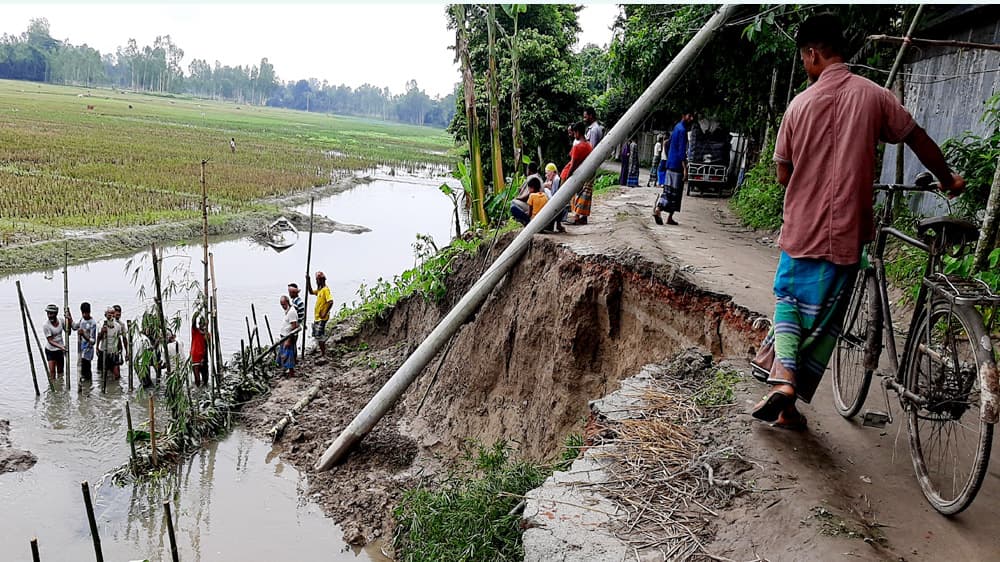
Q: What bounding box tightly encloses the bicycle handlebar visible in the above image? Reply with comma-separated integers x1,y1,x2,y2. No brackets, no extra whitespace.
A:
872,183,940,193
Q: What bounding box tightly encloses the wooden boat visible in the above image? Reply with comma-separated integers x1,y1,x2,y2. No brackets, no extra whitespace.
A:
261,217,299,251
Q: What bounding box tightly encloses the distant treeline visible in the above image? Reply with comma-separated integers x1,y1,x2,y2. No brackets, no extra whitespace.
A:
0,17,455,128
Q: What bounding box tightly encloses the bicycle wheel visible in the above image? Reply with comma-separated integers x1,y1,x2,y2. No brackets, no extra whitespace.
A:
832,271,882,418
905,300,996,515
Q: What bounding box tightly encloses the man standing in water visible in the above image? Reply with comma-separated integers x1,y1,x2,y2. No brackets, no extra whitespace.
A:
751,14,964,429
67,302,97,381
306,272,333,356
97,307,123,380
654,111,694,226
43,304,67,379
278,295,299,376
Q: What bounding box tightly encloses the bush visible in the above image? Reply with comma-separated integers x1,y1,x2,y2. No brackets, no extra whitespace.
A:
731,141,784,230
393,441,547,562
941,92,1000,221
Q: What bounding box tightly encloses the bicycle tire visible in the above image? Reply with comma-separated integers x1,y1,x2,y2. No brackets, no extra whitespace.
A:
905,300,996,515
832,272,882,418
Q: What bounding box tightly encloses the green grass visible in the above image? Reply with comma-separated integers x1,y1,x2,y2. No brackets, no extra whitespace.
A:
731,142,785,231
694,367,742,407
0,79,454,237
392,440,549,562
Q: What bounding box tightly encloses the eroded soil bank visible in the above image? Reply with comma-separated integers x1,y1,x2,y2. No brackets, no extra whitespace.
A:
0,419,36,473
243,232,767,546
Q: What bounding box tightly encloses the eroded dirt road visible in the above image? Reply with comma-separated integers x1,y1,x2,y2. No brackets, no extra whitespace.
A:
565,185,1000,561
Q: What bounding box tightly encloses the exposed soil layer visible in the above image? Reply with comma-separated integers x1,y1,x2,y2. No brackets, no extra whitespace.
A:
245,232,768,545
0,419,36,473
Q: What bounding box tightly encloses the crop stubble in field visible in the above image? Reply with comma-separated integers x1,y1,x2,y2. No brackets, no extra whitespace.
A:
0,79,453,239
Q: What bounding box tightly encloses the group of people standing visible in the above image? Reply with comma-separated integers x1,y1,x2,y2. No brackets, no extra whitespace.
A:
35,269,335,388
277,271,333,377
510,107,604,230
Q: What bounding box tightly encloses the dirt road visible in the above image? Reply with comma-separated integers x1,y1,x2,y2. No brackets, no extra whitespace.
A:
564,185,1000,561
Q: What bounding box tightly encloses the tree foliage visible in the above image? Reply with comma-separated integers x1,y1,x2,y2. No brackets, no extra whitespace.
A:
448,4,590,179
0,17,454,128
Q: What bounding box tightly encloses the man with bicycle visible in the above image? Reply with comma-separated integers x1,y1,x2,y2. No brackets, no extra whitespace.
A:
751,13,965,429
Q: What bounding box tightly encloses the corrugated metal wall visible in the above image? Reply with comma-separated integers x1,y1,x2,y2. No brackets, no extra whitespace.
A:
879,18,1000,216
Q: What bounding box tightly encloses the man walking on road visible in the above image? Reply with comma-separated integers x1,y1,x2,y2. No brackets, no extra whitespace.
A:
654,112,694,226
751,14,964,429
306,271,333,356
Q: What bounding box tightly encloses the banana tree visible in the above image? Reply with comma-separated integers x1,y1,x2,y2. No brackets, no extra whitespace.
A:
452,4,487,224
486,4,505,194
502,4,527,172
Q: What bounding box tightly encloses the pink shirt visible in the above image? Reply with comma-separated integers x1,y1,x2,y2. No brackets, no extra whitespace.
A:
774,63,916,265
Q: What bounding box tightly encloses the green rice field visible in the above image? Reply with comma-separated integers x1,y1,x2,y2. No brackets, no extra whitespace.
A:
0,79,455,240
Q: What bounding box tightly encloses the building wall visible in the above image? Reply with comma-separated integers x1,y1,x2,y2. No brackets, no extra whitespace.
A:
879,17,1000,216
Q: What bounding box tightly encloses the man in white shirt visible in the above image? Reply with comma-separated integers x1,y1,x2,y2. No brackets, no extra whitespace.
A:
584,107,603,148
43,304,67,379
277,295,299,376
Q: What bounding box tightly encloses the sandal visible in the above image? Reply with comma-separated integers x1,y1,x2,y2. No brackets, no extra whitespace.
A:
653,213,664,225
751,388,794,422
771,411,807,431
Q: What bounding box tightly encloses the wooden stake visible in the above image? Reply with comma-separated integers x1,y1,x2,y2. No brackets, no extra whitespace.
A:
209,253,222,376
125,400,138,469
17,282,41,396
164,501,179,562
81,481,104,562
263,314,275,348
302,196,314,357
148,395,157,468
30,537,40,562
251,303,262,350
63,242,71,390
101,346,108,394
201,159,212,387
17,284,50,387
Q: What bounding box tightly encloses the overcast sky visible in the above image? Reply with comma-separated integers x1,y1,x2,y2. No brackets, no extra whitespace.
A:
1,3,620,98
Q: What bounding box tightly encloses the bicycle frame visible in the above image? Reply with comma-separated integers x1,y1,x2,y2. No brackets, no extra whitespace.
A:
864,185,936,405
864,184,1000,421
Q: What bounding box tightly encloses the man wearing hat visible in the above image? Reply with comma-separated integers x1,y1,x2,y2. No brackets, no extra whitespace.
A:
306,271,333,356
43,304,68,379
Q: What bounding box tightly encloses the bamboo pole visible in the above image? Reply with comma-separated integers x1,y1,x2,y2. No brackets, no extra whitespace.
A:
263,314,275,348
81,481,104,562
886,6,924,187
201,159,213,388
302,196,314,357
269,381,320,441
30,537,40,562
251,303,262,350
63,243,71,390
164,501,179,562
209,253,222,377
314,4,739,471
101,345,108,394
125,400,137,469
18,285,50,384
240,340,247,374
149,395,157,468
869,33,1000,53
17,283,41,397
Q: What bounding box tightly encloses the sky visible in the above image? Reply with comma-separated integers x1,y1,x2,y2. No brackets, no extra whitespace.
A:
1,3,620,98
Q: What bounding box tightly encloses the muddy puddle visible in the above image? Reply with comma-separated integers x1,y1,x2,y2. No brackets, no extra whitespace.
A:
0,170,457,559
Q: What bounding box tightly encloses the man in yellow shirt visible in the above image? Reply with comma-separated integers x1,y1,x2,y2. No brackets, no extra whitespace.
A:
305,271,333,355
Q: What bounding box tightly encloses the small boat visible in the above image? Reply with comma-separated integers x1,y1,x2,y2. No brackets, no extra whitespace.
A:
260,217,299,251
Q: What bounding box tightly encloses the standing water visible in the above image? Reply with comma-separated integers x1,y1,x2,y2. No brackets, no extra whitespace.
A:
0,170,457,560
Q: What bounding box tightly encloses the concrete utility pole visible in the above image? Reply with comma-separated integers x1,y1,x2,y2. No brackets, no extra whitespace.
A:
314,4,740,472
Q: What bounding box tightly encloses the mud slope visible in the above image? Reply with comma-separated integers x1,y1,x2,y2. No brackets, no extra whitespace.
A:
364,235,767,461
246,232,768,543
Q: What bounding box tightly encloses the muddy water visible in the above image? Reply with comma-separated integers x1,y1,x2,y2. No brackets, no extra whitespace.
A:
0,171,456,560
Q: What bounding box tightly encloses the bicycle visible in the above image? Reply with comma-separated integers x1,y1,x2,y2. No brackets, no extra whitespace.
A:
832,174,1000,515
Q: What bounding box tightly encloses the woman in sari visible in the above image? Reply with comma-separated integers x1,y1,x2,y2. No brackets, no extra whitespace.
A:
626,139,640,187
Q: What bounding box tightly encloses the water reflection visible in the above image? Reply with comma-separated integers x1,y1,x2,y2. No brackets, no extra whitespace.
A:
0,173,452,560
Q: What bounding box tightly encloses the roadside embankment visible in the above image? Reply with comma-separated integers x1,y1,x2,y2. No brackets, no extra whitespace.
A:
244,228,768,548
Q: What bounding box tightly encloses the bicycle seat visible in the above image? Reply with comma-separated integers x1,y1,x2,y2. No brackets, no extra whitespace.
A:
916,216,980,247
